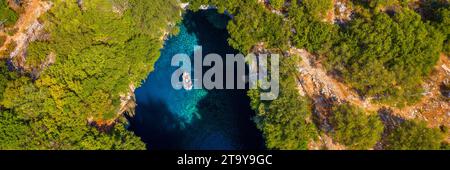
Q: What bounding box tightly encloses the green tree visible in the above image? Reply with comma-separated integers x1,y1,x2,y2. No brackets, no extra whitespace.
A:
0,0,181,150
419,1,449,55
288,2,338,53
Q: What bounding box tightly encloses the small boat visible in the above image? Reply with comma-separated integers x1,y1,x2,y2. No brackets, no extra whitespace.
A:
182,71,193,90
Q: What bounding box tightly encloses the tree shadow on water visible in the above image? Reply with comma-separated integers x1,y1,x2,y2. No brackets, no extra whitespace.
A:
183,9,236,56
189,89,266,150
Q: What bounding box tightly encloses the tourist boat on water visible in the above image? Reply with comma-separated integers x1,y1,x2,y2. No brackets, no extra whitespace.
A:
182,71,193,90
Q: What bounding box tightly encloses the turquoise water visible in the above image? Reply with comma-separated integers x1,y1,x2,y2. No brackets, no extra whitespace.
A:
130,10,264,150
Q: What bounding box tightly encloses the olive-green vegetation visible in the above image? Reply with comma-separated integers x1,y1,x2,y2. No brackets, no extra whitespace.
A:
129,0,182,36
0,0,18,27
184,0,449,150
0,35,5,46
329,104,384,150
327,8,445,106
363,0,408,10
384,121,445,150
441,142,450,150
0,0,181,149
0,0,447,150
419,0,449,55
269,0,285,10
248,56,318,150
184,0,326,150
185,0,291,53
227,1,290,53
288,1,337,53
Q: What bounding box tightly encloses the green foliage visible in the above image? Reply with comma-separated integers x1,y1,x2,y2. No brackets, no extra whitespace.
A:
327,9,445,106
367,0,403,10
187,0,336,53
270,0,285,10
227,0,290,53
288,2,338,53
0,60,17,101
249,56,318,150
0,0,181,149
0,0,18,27
182,0,244,14
301,0,333,20
185,0,290,53
29,0,173,119
0,35,5,46
25,41,51,69
438,8,450,55
441,142,450,150
187,0,449,150
129,0,182,37
385,121,444,150
329,104,384,149
420,1,449,55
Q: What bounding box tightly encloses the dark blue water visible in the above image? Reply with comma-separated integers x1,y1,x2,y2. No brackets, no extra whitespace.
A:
130,10,265,150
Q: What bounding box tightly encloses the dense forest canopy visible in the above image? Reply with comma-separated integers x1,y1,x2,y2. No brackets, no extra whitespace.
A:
384,120,445,150
288,1,338,53
227,1,291,53
0,0,18,27
186,0,448,105
329,104,384,150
